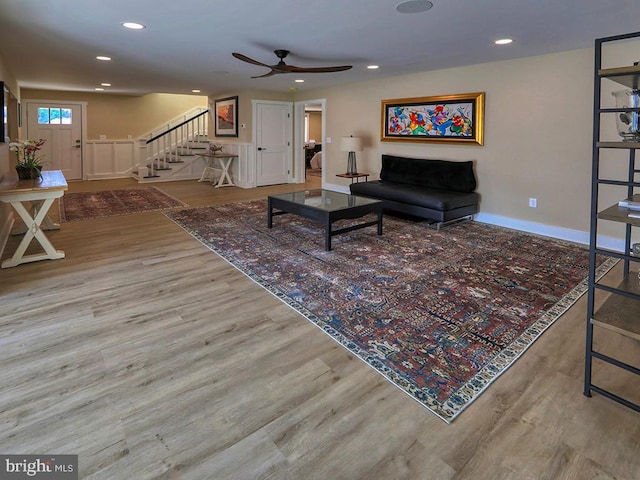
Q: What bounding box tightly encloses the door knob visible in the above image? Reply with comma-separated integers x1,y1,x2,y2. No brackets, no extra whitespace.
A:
258,147,266,151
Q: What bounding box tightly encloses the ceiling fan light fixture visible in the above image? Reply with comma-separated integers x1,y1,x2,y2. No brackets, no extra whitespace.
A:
395,0,433,14
495,38,513,45
96,56,111,61
367,65,379,70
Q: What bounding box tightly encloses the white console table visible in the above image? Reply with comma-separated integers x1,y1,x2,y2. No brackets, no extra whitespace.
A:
196,152,239,187
0,170,68,268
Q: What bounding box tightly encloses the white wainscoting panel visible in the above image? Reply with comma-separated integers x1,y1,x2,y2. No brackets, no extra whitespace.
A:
213,143,254,189
86,140,137,179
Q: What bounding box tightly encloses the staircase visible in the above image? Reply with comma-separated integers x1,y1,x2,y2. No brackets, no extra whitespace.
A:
134,108,210,183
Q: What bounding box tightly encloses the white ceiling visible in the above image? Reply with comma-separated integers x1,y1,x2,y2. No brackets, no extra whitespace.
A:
1,0,640,97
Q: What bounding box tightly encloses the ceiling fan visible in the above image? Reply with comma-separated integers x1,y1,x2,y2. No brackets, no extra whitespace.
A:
232,49,352,78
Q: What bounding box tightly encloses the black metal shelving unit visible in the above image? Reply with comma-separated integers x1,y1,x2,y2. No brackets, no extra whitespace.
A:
584,31,640,412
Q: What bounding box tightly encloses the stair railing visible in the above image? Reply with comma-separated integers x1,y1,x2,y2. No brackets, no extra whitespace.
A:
143,109,209,178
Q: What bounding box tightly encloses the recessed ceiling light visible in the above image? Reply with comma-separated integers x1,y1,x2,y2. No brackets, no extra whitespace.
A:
367,65,379,70
96,56,111,61
395,0,433,14
94,87,105,91
495,38,513,45
122,22,146,30
101,83,111,87
295,79,305,83
192,89,201,93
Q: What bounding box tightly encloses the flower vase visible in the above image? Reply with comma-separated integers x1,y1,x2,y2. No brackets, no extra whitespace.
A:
16,165,43,180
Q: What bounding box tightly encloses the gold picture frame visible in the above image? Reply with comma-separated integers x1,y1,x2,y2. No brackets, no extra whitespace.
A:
381,92,484,145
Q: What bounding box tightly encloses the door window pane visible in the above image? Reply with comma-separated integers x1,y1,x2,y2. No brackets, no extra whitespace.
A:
49,108,61,124
38,108,50,124
61,108,72,124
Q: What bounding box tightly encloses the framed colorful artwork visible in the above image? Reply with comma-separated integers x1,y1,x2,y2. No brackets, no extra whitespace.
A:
214,95,238,137
381,92,485,145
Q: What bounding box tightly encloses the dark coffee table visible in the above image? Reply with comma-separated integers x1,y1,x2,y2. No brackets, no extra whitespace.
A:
267,189,383,251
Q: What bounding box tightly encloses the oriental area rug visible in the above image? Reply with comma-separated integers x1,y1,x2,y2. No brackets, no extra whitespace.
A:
165,201,615,422
60,187,187,222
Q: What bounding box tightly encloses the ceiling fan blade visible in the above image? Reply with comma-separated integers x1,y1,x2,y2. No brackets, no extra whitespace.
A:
232,52,271,68
287,65,352,73
233,50,353,77
250,69,279,79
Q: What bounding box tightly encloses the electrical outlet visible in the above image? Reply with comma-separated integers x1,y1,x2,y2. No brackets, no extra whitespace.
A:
529,198,537,208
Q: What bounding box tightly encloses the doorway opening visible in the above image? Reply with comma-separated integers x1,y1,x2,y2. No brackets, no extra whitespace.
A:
295,99,325,188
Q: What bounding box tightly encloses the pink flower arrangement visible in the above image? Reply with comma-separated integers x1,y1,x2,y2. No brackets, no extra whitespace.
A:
9,139,47,168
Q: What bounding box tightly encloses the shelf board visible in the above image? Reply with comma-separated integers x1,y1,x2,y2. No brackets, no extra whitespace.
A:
592,277,640,341
599,65,640,89
597,141,640,149
598,196,640,226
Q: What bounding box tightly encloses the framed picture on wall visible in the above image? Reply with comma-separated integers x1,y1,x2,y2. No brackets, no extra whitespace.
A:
214,95,238,137
381,92,485,145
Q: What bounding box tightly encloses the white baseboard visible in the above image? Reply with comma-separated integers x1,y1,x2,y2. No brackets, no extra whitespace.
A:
325,182,349,194
474,212,624,251
323,185,626,252
86,173,133,181
475,212,588,243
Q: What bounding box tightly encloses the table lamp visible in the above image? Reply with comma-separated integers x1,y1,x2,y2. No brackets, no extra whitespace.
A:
340,136,363,175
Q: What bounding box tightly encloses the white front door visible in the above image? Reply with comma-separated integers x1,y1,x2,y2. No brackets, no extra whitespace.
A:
26,101,83,180
254,101,292,186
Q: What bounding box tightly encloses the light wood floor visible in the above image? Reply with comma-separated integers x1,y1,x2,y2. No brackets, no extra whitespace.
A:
0,176,638,480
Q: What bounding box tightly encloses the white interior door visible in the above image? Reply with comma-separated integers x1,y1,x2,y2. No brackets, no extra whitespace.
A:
26,101,83,180
255,101,292,186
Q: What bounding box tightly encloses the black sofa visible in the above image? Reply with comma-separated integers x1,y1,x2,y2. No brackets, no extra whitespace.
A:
349,154,480,226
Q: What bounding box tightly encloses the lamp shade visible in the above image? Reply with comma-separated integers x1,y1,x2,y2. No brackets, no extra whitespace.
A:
340,136,363,152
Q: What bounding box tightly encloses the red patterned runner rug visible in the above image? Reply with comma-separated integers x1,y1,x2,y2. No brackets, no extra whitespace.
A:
60,187,187,222
165,200,615,422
